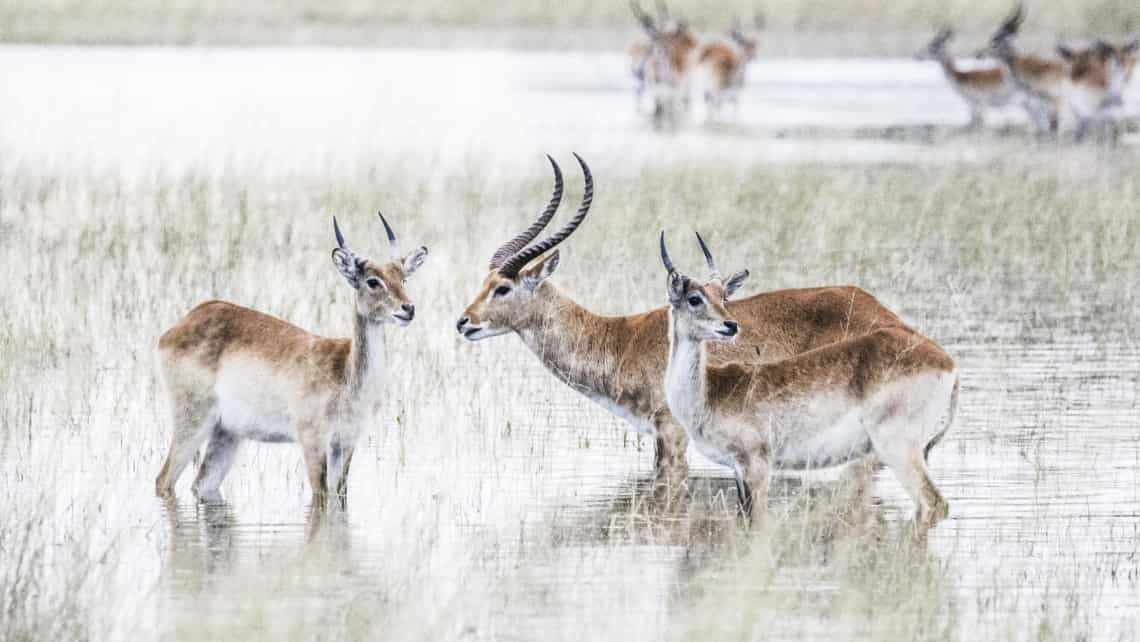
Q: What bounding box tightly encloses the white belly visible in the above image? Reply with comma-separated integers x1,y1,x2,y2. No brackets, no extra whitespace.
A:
214,359,300,442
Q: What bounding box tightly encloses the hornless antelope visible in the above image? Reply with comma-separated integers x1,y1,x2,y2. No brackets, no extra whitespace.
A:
659,233,958,526
1057,38,1138,141
692,16,759,120
455,155,908,477
155,213,429,506
629,0,699,126
983,5,1068,135
918,28,1016,130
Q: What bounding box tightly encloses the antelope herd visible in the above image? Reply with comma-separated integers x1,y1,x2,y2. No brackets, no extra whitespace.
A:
630,2,1135,141
156,154,959,529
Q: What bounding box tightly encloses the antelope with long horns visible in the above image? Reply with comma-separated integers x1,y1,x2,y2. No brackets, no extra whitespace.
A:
629,0,699,126
155,213,429,506
917,28,1016,130
456,155,908,477
660,233,958,526
1057,38,1138,141
982,4,1068,135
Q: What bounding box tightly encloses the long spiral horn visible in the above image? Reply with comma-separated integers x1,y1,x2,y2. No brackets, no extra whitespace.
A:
489,156,564,270
498,153,593,279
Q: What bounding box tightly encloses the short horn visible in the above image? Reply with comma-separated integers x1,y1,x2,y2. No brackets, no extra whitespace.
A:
489,155,564,270
497,153,593,279
694,231,720,279
659,231,675,273
377,210,400,259
333,216,348,249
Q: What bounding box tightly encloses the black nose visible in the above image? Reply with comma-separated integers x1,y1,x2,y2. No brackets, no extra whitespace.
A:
401,303,415,318
456,316,469,333
723,320,739,335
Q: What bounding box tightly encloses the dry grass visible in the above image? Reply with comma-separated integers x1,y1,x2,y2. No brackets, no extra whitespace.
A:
1,152,1139,640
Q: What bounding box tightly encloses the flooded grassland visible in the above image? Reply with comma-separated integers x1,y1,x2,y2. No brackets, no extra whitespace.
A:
1,47,1139,641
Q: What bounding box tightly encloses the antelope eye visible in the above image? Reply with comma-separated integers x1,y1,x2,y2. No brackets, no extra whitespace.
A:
366,278,382,290
494,285,512,297
687,295,703,307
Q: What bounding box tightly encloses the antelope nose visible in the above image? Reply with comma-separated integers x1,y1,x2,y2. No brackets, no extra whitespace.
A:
456,316,469,333
723,320,739,335
401,303,415,319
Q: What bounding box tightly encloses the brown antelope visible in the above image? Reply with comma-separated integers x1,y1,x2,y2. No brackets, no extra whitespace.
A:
983,4,1068,135
918,28,1016,130
692,16,760,120
659,233,958,526
1057,38,1138,141
455,155,908,477
155,213,429,506
629,0,699,126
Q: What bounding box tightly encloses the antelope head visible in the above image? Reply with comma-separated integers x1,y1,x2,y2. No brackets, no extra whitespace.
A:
331,212,428,326
729,15,760,62
660,231,750,342
456,154,593,341
1058,38,1138,110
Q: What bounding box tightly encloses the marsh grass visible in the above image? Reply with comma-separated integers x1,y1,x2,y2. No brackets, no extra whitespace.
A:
1,152,1139,640
2,0,1138,51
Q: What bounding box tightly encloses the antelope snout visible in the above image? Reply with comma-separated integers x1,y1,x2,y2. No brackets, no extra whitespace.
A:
718,320,739,338
456,316,469,334
393,303,415,325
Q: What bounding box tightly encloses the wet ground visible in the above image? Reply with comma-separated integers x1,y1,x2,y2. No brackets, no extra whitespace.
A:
2,47,1139,640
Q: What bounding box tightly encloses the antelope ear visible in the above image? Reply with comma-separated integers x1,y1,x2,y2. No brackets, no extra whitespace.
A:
402,246,429,277
1056,44,1074,60
723,269,750,298
519,250,560,289
332,248,361,288
667,270,687,304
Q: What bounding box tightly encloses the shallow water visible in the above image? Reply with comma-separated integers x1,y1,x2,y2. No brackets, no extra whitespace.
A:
2,47,1139,641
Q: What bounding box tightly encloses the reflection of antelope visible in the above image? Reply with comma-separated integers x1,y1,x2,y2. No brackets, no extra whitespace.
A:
1057,39,1138,141
155,214,428,507
455,155,906,477
693,16,760,120
918,28,1015,130
659,233,958,528
629,0,698,125
982,5,1068,135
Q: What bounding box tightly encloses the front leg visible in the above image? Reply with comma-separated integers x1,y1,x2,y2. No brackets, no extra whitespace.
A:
298,425,329,508
327,437,357,509
734,450,771,524
653,413,690,480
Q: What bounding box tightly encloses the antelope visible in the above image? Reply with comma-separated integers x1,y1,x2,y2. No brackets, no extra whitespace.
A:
659,233,958,527
692,16,760,120
455,154,909,478
1057,38,1138,141
918,28,1016,130
629,0,699,126
983,4,1068,135
155,213,429,506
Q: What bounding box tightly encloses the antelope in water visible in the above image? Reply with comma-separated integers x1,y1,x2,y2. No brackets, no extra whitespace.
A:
918,28,1016,130
659,233,959,527
1057,38,1138,141
982,4,1068,136
629,0,698,126
692,15,760,121
155,213,429,506
455,155,907,477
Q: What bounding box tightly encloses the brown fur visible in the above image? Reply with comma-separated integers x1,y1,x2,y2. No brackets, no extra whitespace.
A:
697,42,740,90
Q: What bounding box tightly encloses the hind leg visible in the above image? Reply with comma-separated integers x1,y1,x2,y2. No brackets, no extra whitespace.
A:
873,440,949,528
155,393,218,498
192,427,241,503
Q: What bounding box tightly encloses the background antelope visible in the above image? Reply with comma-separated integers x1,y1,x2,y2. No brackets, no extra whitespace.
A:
155,213,428,506
1057,38,1138,141
455,155,910,477
983,4,1068,135
918,28,1015,130
692,15,760,121
659,233,958,527
629,0,698,126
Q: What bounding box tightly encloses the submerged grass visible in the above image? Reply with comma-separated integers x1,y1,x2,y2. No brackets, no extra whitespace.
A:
1,153,1138,640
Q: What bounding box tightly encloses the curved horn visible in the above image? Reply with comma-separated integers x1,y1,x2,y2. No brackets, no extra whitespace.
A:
993,3,1024,44
630,0,658,36
498,153,593,279
694,231,720,279
659,231,675,273
333,216,348,249
377,210,399,259
489,156,564,270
